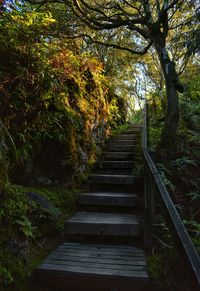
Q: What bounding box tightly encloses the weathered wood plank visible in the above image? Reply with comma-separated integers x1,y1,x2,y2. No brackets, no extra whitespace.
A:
47,251,146,266
110,135,137,140
38,244,148,273
65,212,141,237
90,174,136,185
57,243,146,254
38,264,149,279
78,192,137,207
121,130,140,134
96,160,133,169
49,246,144,254
108,140,136,146
67,212,139,222
49,246,146,256
106,145,134,152
60,242,144,250
42,260,147,272
104,152,134,160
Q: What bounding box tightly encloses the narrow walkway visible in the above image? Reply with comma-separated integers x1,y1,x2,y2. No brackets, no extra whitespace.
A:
33,126,150,291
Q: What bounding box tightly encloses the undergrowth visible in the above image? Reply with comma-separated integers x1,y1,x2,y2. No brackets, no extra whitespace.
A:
0,184,79,290
146,77,200,290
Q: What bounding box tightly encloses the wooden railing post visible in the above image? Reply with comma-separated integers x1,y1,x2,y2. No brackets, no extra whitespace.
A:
146,102,150,146
144,164,156,249
144,163,152,249
143,102,155,249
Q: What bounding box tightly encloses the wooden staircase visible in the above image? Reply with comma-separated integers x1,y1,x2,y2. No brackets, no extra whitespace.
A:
33,126,150,291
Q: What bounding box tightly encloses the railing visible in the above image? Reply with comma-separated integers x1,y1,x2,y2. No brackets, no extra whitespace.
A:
142,101,200,288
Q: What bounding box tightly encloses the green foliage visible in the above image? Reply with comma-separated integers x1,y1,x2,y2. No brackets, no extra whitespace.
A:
149,125,162,150
156,163,176,192
187,192,200,202
183,220,200,253
0,266,14,287
180,99,200,131
129,109,143,124
147,70,200,281
0,4,123,185
172,156,197,173
0,5,125,287
0,184,78,289
111,122,130,136
183,74,200,100
147,255,163,280
16,216,37,239
180,71,200,132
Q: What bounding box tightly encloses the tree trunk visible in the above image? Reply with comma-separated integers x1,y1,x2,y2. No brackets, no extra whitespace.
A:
161,72,179,146
155,42,180,150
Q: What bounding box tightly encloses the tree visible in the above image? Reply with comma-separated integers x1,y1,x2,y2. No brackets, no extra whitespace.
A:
27,0,199,147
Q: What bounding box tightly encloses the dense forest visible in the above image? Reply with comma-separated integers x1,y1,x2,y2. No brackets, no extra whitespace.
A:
0,1,199,290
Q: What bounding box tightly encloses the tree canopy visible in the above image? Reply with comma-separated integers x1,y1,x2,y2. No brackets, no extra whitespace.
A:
26,0,199,146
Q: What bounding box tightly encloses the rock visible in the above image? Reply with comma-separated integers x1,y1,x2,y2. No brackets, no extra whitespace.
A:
26,192,61,218
6,239,30,263
36,177,52,185
26,192,51,209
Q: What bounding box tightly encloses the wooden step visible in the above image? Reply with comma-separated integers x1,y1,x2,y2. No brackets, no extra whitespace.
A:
104,152,134,160
108,140,135,146
65,212,141,237
35,243,149,291
121,129,140,134
110,134,137,141
90,174,136,185
94,168,132,175
78,192,137,207
107,144,134,152
96,161,133,169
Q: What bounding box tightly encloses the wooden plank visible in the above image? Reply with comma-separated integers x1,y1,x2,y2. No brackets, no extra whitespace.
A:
65,212,140,236
67,212,139,223
108,140,135,146
65,225,140,236
79,192,136,197
104,152,134,160
67,218,138,223
121,130,140,134
57,243,145,254
49,248,145,258
42,260,147,271
110,135,137,140
90,174,136,185
78,192,137,207
47,254,146,263
37,264,149,279
96,161,133,169
46,254,147,266
60,242,145,251
48,245,146,254
94,168,132,175
36,243,149,284
107,145,134,152
55,246,145,256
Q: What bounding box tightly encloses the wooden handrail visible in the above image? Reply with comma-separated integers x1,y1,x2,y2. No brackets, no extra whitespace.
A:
142,102,200,288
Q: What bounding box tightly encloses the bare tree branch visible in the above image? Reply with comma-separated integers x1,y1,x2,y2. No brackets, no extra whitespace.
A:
65,33,153,55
